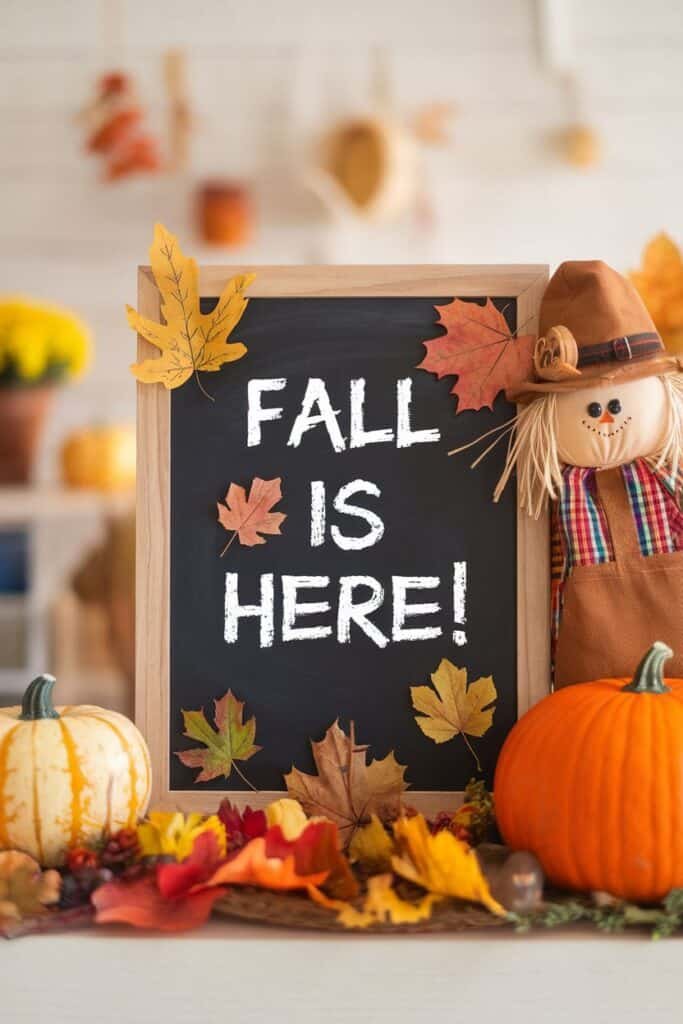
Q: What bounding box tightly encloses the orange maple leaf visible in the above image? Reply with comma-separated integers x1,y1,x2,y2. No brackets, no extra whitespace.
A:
208,835,328,892
417,298,534,413
217,476,286,556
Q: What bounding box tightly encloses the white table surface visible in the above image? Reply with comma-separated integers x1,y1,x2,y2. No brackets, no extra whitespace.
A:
4,920,681,1024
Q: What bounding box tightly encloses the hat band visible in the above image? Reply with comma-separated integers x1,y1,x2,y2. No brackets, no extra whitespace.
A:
577,331,663,368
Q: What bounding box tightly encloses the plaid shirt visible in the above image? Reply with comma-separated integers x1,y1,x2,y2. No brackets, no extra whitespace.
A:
551,458,683,646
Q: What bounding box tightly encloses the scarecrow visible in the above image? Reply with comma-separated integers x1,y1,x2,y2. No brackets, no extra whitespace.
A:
498,261,683,686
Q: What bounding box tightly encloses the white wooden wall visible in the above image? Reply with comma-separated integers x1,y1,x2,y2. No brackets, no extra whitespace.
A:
1,0,682,474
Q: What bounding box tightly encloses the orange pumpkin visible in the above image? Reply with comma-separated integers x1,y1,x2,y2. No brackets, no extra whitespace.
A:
61,424,135,493
494,642,683,902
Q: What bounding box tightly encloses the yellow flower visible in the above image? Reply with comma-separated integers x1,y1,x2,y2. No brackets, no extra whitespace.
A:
137,811,226,861
0,296,91,383
8,322,48,380
264,798,309,840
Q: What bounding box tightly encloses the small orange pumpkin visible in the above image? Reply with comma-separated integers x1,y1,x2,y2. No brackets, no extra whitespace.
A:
494,642,683,902
61,424,135,493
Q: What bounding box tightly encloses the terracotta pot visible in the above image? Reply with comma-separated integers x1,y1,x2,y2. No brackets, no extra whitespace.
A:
0,387,53,484
197,181,252,246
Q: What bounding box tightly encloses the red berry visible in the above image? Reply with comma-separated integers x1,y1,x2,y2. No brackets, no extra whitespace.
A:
66,847,100,873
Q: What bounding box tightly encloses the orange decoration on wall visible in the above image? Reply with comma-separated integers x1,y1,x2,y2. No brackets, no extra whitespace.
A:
80,72,162,181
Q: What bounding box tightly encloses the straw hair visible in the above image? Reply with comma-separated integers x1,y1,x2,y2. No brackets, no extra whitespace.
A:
654,373,683,482
490,372,683,519
492,394,562,518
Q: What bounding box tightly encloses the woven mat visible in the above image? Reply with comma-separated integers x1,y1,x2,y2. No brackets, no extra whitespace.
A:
214,888,508,933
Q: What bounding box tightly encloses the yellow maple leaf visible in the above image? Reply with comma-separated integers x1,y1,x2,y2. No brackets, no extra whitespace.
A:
392,814,505,916
630,233,683,354
410,658,496,771
348,814,394,872
128,223,254,397
310,873,439,929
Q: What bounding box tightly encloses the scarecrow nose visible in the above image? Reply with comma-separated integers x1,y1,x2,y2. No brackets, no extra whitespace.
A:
599,410,614,424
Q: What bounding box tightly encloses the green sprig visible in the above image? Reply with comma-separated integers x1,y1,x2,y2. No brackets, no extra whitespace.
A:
510,888,683,940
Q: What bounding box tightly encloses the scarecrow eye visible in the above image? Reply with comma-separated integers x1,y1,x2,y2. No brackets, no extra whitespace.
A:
587,402,602,418
607,398,622,415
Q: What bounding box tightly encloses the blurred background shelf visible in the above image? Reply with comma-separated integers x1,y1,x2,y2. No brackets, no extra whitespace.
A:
0,486,134,713
0,486,133,526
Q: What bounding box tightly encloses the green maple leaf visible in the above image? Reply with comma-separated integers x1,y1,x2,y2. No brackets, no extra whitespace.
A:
176,690,261,785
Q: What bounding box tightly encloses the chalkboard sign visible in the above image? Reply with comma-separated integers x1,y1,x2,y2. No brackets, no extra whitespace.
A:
136,267,549,813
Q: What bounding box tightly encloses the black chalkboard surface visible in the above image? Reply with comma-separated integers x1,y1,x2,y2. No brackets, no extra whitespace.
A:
168,294,521,795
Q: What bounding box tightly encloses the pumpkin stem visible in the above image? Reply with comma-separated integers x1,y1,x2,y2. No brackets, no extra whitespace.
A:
622,642,672,695
20,674,60,720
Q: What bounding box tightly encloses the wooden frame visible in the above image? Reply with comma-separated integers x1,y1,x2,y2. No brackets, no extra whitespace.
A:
136,265,550,813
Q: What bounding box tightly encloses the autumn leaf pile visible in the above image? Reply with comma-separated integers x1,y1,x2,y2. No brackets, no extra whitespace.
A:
0,721,504,939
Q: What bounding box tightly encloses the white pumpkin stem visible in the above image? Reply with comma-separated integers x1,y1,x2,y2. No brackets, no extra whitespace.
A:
20,674,60,720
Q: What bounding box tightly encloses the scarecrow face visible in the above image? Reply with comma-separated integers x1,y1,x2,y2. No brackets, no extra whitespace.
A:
556,376,669,468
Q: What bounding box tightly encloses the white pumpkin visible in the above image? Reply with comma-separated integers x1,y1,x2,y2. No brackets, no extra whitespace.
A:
0,674,151,866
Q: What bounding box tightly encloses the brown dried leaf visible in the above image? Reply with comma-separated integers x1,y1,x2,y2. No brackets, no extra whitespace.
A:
285,721,408,847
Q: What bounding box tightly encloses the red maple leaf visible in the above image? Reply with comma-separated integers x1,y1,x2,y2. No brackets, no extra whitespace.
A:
217,799,267,851
217,476,286,555
92,832,228,933
417,298,534,413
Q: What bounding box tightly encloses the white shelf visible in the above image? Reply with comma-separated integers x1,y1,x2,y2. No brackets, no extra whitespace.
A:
0,486,133,527
3,919,679,1024
0,487,134,697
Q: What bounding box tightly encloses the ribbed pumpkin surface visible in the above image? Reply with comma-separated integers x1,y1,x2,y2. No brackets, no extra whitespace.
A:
494,677,683,902
0,703,151,867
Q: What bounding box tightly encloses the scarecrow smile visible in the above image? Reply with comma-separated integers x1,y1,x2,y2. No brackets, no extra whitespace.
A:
581,414,633,438
580,398,633,439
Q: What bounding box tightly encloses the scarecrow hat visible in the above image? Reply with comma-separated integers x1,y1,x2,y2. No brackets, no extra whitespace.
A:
507,260,682,403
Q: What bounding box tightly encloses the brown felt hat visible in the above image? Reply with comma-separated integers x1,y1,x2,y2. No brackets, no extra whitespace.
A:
507,260,682,403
